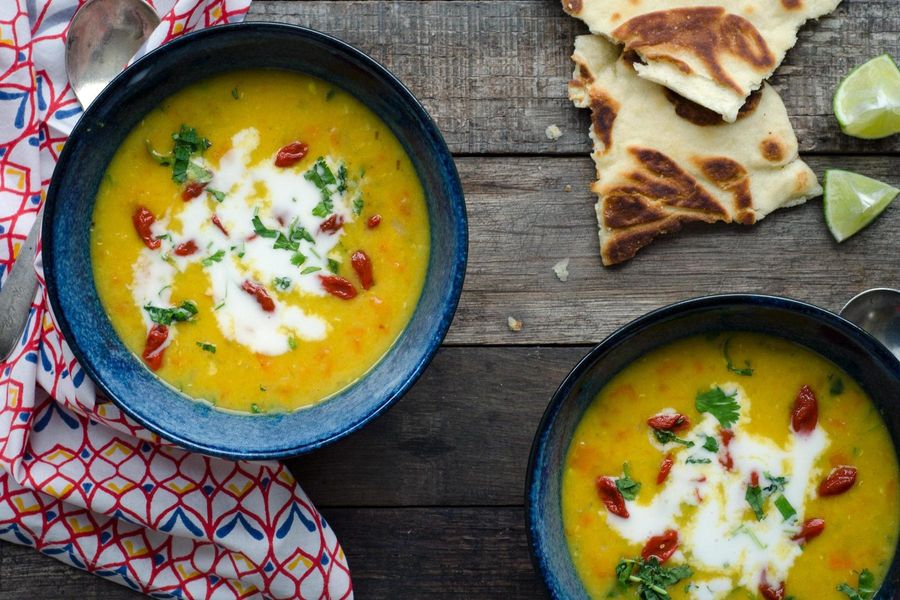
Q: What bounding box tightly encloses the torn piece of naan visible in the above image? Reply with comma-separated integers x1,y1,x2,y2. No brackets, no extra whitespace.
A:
569,34,821,266
562,0,841,121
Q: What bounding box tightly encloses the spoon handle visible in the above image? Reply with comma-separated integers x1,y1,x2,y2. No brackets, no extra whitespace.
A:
0,208,43,361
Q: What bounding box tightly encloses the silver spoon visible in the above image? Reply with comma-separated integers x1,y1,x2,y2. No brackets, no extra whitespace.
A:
841,288,900,361
0,0,159,361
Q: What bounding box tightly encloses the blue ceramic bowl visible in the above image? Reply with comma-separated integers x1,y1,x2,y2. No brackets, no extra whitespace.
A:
42,23,467,459
526,294,900,599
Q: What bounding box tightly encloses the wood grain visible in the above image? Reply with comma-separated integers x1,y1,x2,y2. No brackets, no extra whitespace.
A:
440,155,900,344
0,507,542,599
248,0,900,155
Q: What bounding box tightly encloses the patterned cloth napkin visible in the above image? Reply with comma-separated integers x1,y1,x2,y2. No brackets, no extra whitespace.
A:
0,1,353,598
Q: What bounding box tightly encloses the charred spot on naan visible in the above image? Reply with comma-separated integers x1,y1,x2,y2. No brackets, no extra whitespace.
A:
760,136,785,162
612,7,775,93
601,213,715,265
603,190,670,228
782,0,803,9
695,156,755,224
664,87,762,126
589,91,619,154
626,147,728,215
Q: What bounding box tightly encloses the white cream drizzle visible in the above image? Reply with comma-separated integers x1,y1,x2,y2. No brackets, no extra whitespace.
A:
130,127,361,355
603,383,831,598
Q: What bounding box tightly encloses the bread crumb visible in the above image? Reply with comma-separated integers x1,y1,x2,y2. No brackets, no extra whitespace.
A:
564,184,572,192
545,124,563,140
507,316,523,332
553,258,570,282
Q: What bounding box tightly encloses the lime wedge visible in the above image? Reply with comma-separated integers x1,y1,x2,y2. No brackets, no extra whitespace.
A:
833,54,900,139
824,170,899,242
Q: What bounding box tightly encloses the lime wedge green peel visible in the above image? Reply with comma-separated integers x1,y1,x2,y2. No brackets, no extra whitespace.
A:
824,170,899,242
833,54,900,139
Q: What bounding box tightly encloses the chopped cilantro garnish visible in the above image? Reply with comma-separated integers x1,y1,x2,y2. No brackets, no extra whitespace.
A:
287,337,297,350
170,125,211,184
327,258,340,274
306,157,337,216
214,301,226,311
258,385,267,392
830,374,845,395
156,233,172,242
837,569,876,600
685,457,711,464
745,484,765,520
301,266,321,275
158,285,171,297
289,222,314,244
201,250,226,267
615,463,641,501
696,387,740,429
273,233,299,252
762,473,789,495
196,341,216,354
145,140,172,165
311,197,333,218
654,429,694,448
143,300,198,326
614,556,692,599
702,435,719,453
352,196,364,216
290,252,307,267
337,164,348,193
252,215,279,238
723,336,753,376
273,277,292,291
774,495,796,521
208,189,226,202
251,403,262,414
231,87,240,100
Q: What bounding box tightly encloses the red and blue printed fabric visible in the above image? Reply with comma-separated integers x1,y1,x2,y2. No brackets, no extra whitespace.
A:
0,1,353,598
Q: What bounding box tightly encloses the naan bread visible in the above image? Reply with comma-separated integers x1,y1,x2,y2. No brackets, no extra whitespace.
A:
562,0,841,121
569,34,821,265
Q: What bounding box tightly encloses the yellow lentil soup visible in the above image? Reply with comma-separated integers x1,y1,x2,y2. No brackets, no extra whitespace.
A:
562,332,899,599
90,70,430,413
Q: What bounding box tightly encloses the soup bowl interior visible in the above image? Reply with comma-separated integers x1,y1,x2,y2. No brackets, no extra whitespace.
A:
43,23,467,459
526,294,900,599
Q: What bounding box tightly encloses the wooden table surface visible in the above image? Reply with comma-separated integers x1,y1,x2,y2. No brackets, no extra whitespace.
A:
2,0,899,597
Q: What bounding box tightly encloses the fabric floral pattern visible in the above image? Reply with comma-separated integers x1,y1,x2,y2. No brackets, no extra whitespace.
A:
0,1,353,597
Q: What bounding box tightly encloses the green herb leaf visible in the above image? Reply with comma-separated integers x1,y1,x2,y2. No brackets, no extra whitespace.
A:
696,387,740,429
352,196,364,216
287,337,297,350
143,300,198,326
774,495,796,521
170,125,211,184
185,161,213,184
273,277,292,291
208,189,226,203
312,197,333,218
653,429,694,448
145,140,172,165
290,252,307,267
251,403,262,414
289,222,314,243
231,87,240,100
305,157,337,216
762,473,789,495
702,435,719,453
196,341,216,354
723,337,753,376
613,556,692,600
615,464,641,501
327,258,340,274
837,570,876,600
337,164,348,193
830,375,845,396
745,484,765,521
201,250,226,267
252,215,279,238
273,233,299,252
301,266,321,275
685,457,712,464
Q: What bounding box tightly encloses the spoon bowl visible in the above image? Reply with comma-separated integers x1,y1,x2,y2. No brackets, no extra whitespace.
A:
841,288,900,361
65,0,160,108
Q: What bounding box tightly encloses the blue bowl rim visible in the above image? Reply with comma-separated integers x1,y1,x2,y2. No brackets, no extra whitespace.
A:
525,293,900,598
42,22,468,459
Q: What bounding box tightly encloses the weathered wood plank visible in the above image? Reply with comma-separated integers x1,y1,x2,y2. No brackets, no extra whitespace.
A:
0,508,542,599
289,346,585,506
443,154,900,345
248,0,900,155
